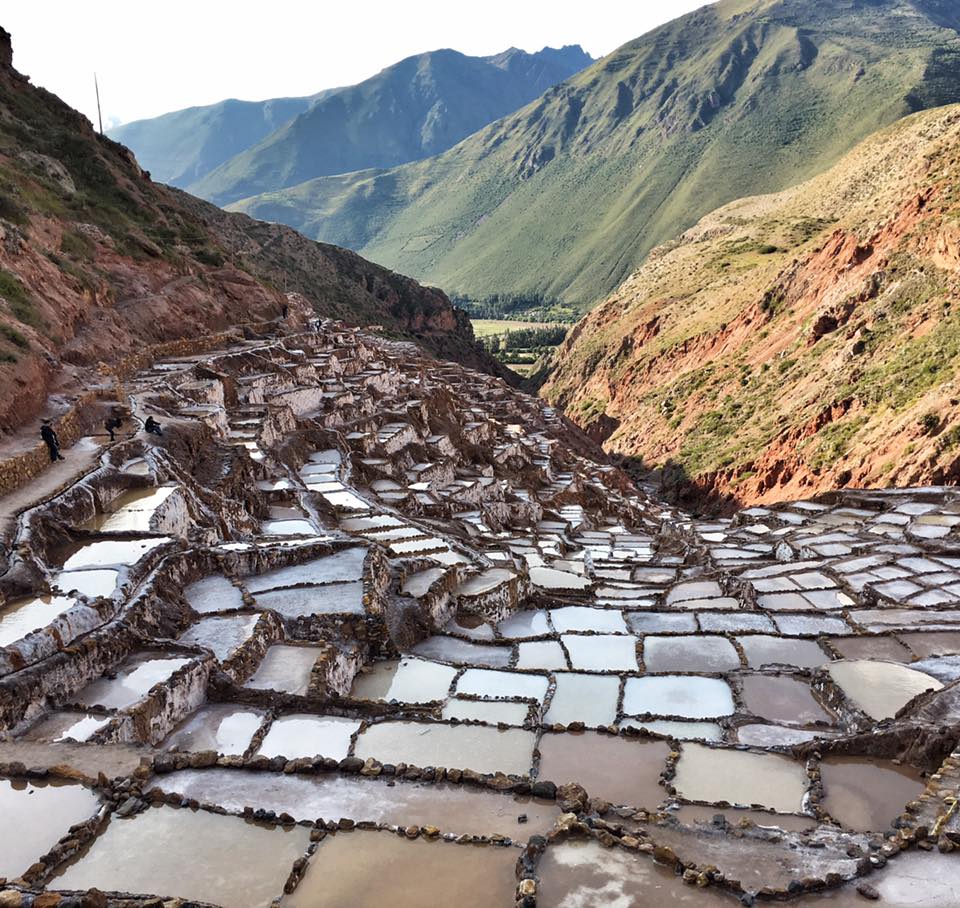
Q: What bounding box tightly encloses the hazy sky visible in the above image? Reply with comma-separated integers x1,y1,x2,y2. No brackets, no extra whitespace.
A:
4,1,707,128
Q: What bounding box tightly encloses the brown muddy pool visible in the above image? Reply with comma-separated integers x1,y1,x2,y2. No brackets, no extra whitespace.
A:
537,732,669,810
281,830,518,907
819,756,926,832
740,674,834,726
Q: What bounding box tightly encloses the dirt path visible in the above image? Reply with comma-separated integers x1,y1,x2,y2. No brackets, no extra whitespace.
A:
0,435,105,539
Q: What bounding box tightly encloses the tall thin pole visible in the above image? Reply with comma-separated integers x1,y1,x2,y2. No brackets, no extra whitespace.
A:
94,73,103,135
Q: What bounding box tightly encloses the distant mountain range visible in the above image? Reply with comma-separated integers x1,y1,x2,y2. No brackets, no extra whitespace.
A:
111,45,594,205
227,0,960,311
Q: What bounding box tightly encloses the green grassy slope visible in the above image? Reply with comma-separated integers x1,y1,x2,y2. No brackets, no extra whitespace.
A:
193,46,593,206
230,0,960,311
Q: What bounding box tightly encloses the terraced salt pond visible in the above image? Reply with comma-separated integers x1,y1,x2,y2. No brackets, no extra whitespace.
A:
255,715,361,760
157,767,557,836
6,329,960,906
351,657,457,702
0,777,101,879
827,660,943,719
281,831,518,908
163,704,266,755
245,645,321,694
74,653,193,710
537,732,669,809
354,721,536,775
672,743,809,814
50,806,310,908
819,757,926,832
622,676,736,719
0,594,76,647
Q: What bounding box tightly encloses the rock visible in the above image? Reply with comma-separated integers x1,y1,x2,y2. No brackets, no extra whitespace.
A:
518,879,536,897
531,780,556,799
338,756,364,773
556,782,588,812
115,796,142,817
0,892,23,907
35,895,64,907
360,758,382,776
81,890,107,908
856,883,880,900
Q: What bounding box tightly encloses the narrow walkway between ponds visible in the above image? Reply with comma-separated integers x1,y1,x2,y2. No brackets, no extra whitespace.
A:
0,435,105,540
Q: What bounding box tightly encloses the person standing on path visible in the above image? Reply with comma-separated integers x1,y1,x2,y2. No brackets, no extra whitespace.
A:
104,415,122,441
40,420,64,462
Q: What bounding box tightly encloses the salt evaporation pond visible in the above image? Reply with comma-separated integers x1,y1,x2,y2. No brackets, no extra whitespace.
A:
622,676,735,719
52,568,119,599
351,658,457,703
544,673,620,726
537,732,669,809
0,777,100,879
741,674,834,725
245,645,320,695
61,537,172,570
163,704,265,755
456,668,548,703
536,838,736,907
562,633,638,671
819,756,926,832
281,831,517,908
184,575,245,614
177,613,259,662
244,547,366,592
74,653,193,710
157,767,556,836
255,715,361,760
498,610,552,638
738,635,829,669
23,711,112,743
354,721,535,776
529,566,591,590
50,805,310,908
672,743,808,814
0,594,75,647
253,581,365,617
410,635,511,668
643,635,741,672
516,640,568,670
550,606,627,634
441,698,530,724
827,660,942,720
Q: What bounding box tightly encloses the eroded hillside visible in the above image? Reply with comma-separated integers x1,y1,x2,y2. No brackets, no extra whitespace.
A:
543,104,960,509
0,28,506,433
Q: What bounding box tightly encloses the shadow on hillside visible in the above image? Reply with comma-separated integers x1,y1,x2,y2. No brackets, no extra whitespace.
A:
618,455,743,517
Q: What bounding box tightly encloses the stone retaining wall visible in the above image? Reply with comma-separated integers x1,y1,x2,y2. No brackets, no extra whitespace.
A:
0,390,103,498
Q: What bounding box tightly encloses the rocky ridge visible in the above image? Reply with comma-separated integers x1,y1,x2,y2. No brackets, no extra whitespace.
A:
0,27,506,434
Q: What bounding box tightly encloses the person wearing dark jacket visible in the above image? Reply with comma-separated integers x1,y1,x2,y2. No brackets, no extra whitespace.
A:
144,416,163,436
40,420,64,462
105,416,122,441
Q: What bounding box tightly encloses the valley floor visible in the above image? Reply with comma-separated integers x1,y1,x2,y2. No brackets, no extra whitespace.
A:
0,321,959,906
